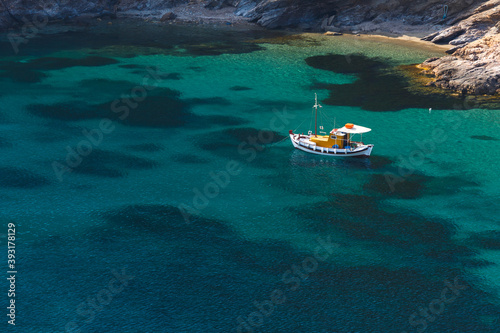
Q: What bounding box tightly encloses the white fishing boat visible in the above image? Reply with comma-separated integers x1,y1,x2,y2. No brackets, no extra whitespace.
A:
289,94,373,157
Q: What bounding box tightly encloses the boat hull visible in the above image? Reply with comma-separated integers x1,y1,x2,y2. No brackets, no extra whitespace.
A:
289,133,373,157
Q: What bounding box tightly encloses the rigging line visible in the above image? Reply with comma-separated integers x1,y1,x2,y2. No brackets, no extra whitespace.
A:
318,109,322,132
321,112,335,131
318,106,333,123
319,103,329,131
271,135,291,146
309,107,314,133
288,117,308,135
324,112,335,123
269,118,309,147
270,123,305,146
293,117,308,132
321,110,327,132
321,108,336,123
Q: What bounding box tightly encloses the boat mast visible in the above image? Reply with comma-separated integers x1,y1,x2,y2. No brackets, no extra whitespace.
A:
313,93,322,136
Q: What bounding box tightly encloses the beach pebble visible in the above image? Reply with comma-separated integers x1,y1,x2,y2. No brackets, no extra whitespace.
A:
161,12,177,22
324,31,342,36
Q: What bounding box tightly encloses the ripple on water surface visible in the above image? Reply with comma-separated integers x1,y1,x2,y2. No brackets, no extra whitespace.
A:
2,24,500,332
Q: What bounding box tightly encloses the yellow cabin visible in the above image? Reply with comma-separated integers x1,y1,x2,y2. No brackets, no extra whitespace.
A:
309,132,349,149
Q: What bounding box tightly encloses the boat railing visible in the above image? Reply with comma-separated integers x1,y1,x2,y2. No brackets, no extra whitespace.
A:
350,141,364,148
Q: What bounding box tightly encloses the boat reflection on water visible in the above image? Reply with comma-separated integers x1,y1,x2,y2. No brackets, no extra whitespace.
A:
289,149,377,170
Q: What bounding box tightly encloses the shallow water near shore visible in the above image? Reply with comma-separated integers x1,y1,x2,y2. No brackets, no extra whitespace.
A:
1,22,499,332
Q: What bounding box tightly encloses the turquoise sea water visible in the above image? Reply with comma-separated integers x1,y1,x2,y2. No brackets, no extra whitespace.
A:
0,22,499,332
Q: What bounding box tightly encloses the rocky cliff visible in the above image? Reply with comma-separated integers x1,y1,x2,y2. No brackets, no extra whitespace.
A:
421,33,500,94
232,0,483,32
0,0,488,31
419,0,500,95
1,0,499,96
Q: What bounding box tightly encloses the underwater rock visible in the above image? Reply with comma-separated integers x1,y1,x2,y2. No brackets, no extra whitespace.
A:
306,54,461,111
470,135,498,141
0,137,12,148
126,143,164,152
229,85,252,91
469,230,500,250
160,12,177,21
0,56,118,83
0,166,50,188
171,153,210,164
71,149,157,178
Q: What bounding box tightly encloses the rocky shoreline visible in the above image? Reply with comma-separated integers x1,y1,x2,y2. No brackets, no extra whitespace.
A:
1,0,499,96
418,0,500,95
420,33,500,95
0,0,481,34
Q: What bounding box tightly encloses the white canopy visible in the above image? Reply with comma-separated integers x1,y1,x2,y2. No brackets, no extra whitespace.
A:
336,124,371,134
